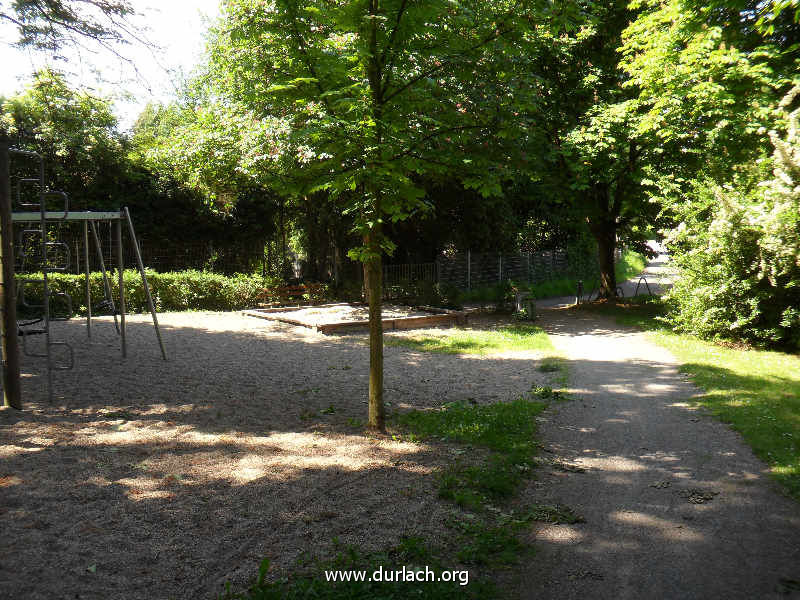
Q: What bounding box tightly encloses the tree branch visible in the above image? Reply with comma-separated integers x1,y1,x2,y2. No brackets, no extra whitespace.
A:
382,24,515,105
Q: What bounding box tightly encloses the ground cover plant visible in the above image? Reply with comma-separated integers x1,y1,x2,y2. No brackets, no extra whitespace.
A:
579,297,800,499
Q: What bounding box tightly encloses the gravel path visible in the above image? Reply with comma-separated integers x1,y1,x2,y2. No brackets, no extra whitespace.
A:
519,262,800,599
0,311,549,599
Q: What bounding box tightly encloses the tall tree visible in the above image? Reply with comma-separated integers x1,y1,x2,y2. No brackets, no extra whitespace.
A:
206,0,563,429
0,0,137,51
524,0,659,297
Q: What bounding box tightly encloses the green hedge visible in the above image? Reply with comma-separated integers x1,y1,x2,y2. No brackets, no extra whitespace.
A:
16,270,280,314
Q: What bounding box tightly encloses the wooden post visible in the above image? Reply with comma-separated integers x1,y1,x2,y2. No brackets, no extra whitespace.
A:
0,138,21,409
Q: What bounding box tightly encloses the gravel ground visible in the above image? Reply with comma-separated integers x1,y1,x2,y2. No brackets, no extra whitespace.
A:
252,303,433,326
519,262,800,599
0,311,549,599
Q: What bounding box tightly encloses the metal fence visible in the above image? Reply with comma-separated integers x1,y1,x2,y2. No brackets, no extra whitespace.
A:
13,220,267,275
383,247,608,291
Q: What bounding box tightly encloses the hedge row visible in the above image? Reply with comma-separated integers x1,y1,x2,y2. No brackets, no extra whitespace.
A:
16,270,282,314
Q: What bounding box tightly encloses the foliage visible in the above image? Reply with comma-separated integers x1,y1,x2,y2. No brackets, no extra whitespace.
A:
511,0,666,297
663,87,800,348
386,324,553,356
200,0,575,428
620,0,798,205
0,0,137,51
1,73,277,268
17,270,280,313
1,69,127,211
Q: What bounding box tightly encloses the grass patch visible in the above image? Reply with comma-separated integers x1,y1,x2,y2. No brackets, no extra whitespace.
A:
397,397,547,511
580,297,800,499
386,323,553,355
616,248,648,283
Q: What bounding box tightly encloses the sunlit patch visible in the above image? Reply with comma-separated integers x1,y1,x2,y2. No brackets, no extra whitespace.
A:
117,476,178,501
22,436,56,446
610,511,703,541
604,475,633,485
232,455,266,483
668,402,700,410
535,524,585,544
0,444,45,457
0,475,23,487
577,456,647,472
639,451,681,463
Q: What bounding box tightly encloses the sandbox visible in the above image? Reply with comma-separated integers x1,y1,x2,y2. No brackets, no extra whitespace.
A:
242,302,467,333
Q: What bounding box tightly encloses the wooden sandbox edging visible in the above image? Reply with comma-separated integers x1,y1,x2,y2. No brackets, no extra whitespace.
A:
242,304,468,333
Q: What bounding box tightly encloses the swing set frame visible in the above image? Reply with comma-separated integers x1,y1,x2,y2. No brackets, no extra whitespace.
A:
1,139,166,409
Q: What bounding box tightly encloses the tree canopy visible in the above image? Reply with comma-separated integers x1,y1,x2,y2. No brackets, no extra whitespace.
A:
0,0,138,51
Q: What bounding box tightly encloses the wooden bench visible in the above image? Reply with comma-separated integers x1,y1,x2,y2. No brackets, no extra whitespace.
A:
257,283,328,307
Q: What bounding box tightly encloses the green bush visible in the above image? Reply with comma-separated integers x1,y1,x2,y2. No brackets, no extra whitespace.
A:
16,270,282,314
383,279,463,309
663,87,800,349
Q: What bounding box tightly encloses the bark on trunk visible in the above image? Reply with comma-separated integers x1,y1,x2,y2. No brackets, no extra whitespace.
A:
594,225,617,299
365,233,384,430
0,137,21,409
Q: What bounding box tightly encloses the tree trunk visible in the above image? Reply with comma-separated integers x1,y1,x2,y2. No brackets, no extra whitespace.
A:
0,137,21,410
365,231,384,430
365,0,385,431
593,223,617,299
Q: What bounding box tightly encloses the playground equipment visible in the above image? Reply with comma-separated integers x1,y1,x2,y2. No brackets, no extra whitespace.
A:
1,140,166,407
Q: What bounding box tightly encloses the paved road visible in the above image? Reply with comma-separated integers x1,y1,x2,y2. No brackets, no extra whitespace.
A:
518,256,800,599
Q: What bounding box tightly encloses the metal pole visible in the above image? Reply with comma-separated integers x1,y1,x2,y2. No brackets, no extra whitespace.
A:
123,207,166,361
35,152,53,403
89,220,118,334
83,221,91,338
115,216,126,358
0,137,21,409
466,249,471,291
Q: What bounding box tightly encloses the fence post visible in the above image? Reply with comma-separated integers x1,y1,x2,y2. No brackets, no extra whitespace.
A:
526,253,531,283
498,254,502,283
466,250,471,290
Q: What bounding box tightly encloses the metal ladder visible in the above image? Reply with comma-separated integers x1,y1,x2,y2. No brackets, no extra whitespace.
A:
10,149,74,402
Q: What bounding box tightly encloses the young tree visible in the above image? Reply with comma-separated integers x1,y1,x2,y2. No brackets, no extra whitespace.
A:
206,0,559,429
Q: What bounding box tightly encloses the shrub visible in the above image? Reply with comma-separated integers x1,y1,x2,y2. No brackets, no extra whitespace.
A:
663,86,800,349
16,270,283,314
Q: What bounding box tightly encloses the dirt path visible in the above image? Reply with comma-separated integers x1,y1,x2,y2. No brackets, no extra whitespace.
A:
519,284,800,597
